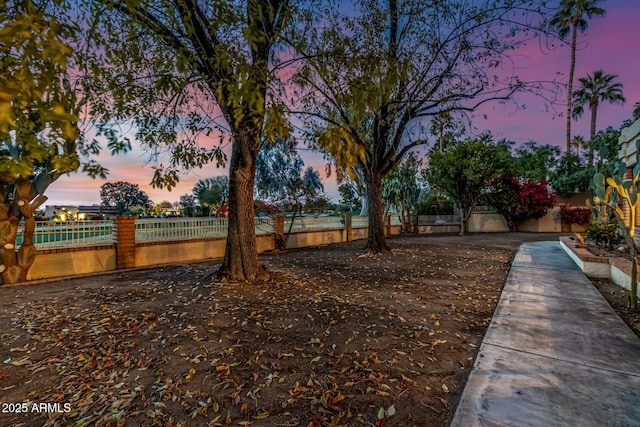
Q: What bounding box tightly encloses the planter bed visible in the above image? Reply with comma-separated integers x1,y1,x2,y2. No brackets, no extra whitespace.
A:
559,236,634,290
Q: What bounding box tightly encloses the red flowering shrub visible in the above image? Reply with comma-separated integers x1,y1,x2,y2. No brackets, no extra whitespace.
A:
559,205,592,226
488,177,556,231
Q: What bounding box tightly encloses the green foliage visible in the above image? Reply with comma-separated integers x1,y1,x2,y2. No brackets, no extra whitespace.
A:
550,153,592,196
513,141,561,182
79,0,292,189
297,0,546,249
192,177,229,213
0,0,95,283
585,219,623,251
572,71,626,127
255,142,324,215
382,152,422,231
338,183,361,213
424,136,518,233
0,1,80,186
416,192,454,215
572,70,625,166
179,194,197,217
590,127,621,165
100,181,152,215
551,0,606,152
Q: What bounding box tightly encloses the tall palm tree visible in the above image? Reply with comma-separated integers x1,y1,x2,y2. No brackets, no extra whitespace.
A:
571,135,587,159
550,0,605,154
572,70,626,166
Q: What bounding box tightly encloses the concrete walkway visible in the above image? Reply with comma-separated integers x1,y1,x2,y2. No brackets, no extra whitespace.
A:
451,241,640,427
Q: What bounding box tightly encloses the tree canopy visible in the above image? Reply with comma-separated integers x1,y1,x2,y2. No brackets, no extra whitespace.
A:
79,0,293,281
0,0,82,284
100,181,152,215
255,142,325,215
382,152,422,232
572,70,625,166
550,0,606,153
192,176,229,214
296,0,550,253
424,136,517,234
513,140,562,182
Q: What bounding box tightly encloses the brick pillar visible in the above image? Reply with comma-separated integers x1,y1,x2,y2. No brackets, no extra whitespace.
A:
113,216,136,269
275,215,285,237
346,212,353,242
275,216,285,249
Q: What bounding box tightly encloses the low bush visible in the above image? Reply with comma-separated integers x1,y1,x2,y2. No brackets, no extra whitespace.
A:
585,219,623,250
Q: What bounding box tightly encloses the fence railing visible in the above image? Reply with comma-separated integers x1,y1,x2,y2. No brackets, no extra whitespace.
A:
471,205,497,214
351,216,369,228
255,217,277,236
17,215,370,250
135,218,228,242
16,220,113,249
284,216,345,232
416,215,461,225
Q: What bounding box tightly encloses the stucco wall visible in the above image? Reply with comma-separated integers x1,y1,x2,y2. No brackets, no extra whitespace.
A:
20,212,566,283
468,213,509,233
520,208,562,233
136,238,227,267
27,246,117,280
468,209,561,233
135,235,276,267
285,229,346,249
416,224,460,234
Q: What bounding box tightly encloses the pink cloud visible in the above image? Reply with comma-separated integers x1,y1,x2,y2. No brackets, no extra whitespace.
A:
44,0,640,208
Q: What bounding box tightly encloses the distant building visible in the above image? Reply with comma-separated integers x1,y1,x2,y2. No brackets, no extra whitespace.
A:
45,205,117,221
617,117,640,238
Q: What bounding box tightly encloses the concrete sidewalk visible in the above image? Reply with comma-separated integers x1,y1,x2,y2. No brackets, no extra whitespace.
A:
450,241,640,427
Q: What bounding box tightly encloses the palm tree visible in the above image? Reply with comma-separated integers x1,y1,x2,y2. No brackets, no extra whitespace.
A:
572,70,626,166
550,0,606,154
571,135,587,159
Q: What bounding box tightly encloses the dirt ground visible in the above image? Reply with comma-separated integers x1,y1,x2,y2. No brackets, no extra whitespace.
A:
591,278,640,339
0,232,620,427
576,243,640,339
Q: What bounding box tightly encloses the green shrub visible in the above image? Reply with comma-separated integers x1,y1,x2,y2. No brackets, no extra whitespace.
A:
585,219,623,250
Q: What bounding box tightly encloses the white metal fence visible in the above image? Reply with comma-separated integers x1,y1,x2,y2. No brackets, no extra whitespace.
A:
284,216,345,232
16,220,113,249
471,205,498,214
255,217,277,236
16,215,362,249
351,216,369,228
135,218,228,242
416,215,461,225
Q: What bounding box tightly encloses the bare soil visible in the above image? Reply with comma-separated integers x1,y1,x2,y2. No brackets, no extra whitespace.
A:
0,233,575,427
590,278,640,339
574,242,640,339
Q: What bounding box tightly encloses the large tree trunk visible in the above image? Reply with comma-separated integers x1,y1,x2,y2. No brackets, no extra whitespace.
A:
459,205,471,236
588,100,598,167
365,169,390,253
359,196,369,216
566,20,578,154
0,181,38,285
217,131,266,282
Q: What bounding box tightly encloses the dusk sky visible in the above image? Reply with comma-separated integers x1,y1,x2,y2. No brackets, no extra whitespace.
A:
45,0,640,208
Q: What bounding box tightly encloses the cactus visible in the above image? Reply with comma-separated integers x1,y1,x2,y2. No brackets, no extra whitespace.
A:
587,171,616,221
593,139,640,309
